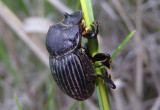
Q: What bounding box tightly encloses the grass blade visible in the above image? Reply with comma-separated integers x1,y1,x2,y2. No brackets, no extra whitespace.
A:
14,94,22,110
83,102,89,110
78,101,83,110
46,82,56,110
68,100,78,110
110,30,136,61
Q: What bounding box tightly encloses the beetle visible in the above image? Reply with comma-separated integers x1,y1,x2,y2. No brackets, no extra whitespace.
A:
46,11,116,101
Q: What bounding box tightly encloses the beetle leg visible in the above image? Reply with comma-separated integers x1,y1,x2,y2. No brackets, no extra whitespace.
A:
83,44,111,69
92,53,111,69
83,43,92,59
83,42,111,69
86,74,98,80
103,75,116,89
82,21,99,39
87,73,116,89
93,53,110,61
102,69,116,89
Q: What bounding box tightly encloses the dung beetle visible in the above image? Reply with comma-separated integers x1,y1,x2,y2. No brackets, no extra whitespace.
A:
46,11,116,101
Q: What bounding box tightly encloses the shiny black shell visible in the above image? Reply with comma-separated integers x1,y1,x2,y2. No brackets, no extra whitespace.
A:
46,11,83,56
49,50,95,100
46,11,95,100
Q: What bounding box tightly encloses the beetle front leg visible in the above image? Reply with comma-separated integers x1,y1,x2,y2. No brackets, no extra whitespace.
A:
92,53,111,69
82,21,99,39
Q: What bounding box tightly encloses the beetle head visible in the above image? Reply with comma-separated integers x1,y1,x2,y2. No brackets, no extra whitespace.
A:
63,11,83,25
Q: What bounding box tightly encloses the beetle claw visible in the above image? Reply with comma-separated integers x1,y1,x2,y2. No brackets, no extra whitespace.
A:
82,21,99,39
92,53,111,69
104,76,116,89
103,69,116,89
87,73,116,89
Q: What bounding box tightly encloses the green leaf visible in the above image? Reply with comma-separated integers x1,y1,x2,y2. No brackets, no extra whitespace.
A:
14,94,22,110
110,30,136,61
68,100,78,110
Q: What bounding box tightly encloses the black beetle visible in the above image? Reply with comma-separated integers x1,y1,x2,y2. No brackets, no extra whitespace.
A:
46,11,116,101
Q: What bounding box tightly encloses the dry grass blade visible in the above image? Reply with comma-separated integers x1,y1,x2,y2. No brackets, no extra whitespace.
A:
100,1,118,21
111,0,144,110
112,0,134,31
151,96,160,110
135,0,143,101
47,0,73,13
0,1,49,68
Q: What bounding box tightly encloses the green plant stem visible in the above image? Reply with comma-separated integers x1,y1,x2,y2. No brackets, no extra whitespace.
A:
68,100,78,110
75,0,80,10
80,0,110,110
78,102,83,110
46,82,56,110
80,1,136,110
83,102,89,110
110,30,136,62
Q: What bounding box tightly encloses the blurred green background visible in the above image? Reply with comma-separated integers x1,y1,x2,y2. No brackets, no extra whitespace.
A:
0,0,160,110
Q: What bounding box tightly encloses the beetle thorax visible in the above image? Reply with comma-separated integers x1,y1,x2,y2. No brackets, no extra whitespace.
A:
46,23,81,57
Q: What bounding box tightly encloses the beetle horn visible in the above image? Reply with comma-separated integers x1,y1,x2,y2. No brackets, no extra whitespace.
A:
64,12,70,18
